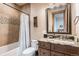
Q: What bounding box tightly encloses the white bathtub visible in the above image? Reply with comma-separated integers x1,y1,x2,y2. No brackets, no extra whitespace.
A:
0,42,19,56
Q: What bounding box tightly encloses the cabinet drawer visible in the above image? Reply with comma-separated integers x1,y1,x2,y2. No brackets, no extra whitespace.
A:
51,51,64,56
39,41,50,49
38,48,50,56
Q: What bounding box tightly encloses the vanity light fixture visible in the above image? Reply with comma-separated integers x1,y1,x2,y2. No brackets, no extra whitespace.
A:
48,3,56,9
48,3,67,9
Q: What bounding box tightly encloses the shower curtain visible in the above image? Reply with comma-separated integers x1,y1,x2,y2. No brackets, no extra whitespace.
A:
18,13,30,55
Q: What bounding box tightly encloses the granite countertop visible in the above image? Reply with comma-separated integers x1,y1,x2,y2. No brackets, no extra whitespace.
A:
37,38,79,47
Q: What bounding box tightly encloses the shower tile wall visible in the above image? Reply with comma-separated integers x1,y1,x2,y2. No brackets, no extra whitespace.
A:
0,4,20,47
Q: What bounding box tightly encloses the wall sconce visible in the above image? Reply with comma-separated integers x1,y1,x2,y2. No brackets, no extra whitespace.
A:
74,16,79,36
33,16,38,27
74,16,79,25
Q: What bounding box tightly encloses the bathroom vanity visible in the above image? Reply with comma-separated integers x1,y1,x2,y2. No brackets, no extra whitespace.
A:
38,3,79,56
38,38,79,56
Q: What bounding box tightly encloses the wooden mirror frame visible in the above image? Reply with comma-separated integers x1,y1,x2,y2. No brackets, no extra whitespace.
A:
46,4,72,34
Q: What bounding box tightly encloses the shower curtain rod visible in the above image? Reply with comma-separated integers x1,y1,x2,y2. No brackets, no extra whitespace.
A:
3,3,29,15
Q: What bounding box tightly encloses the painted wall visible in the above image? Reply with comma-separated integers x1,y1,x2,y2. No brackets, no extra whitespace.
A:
30,3,79,40
30,3,50,40
71,3,79,37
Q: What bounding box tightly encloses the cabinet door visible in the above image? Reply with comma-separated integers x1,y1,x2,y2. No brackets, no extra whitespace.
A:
51,51,64,56
38,48,41,56
54,44,66,53
39,41,50,50
51,43,54,50
38,48,50,56
54,44,79,55
66,45,79,55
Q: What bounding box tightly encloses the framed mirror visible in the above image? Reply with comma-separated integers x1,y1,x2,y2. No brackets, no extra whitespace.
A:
46,3,71,34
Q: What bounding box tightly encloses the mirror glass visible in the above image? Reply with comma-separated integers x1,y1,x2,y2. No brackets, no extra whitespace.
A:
53,13,64,32
47,4,71,34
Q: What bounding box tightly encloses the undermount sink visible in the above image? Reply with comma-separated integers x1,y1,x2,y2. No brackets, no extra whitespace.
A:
54,39,76,45
48,38,79,46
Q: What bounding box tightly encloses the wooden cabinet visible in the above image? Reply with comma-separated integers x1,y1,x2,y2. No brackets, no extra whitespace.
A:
38,41,50,56
65,45,79,55
54,44,79,55
38,41,79,56
38,48,50,56
39,41,50,49
51,51,64,56
50,43,54,50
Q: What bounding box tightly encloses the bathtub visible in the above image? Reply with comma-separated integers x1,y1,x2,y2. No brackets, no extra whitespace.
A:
0,42,19,56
